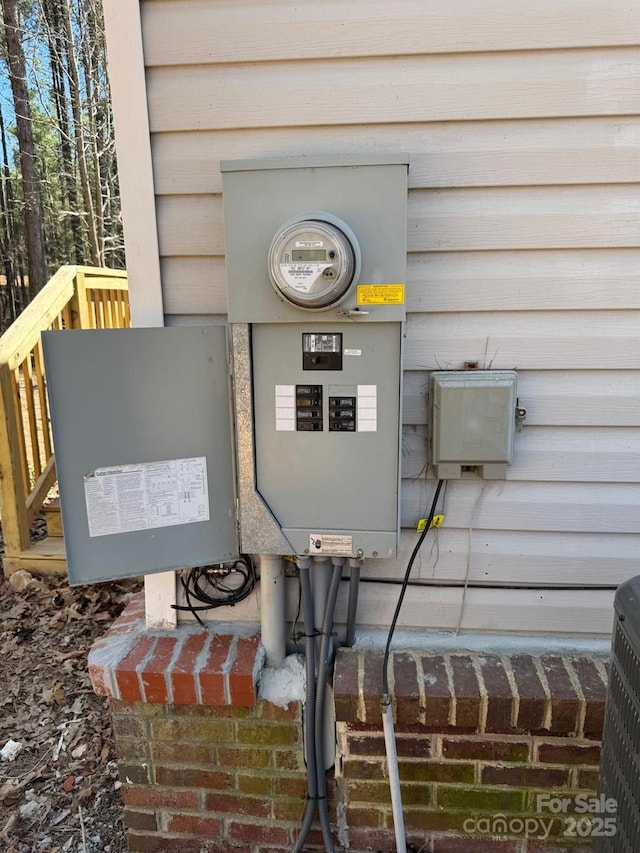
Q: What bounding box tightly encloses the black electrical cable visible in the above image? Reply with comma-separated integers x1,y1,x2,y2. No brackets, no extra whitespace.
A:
382,479,444,696
171,556,256,627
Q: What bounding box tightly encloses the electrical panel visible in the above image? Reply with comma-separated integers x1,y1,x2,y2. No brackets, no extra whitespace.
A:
429,370,518,479
222,156,408,559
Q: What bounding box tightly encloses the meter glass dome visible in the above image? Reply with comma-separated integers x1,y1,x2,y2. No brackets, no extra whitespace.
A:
268,218,358,309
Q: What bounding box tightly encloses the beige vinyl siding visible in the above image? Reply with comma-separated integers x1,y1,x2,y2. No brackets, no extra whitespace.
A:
134,0,640,634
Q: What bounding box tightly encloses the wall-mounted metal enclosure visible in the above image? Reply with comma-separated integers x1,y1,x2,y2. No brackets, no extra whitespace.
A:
43,156,409,584
222,156,409,559
429,370,518,479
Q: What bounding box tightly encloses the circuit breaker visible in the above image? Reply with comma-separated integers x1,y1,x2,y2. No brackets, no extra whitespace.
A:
42,156,409,583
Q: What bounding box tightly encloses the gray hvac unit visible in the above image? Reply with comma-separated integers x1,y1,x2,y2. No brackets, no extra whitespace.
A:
595,575,640,852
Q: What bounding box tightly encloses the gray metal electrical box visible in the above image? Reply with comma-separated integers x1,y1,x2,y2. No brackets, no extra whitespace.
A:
43,156,409,584
429,370,518,479
222,156,409,559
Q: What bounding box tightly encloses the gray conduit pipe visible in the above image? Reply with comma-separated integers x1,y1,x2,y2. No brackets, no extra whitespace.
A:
344,557,362,647
315,558,344,853
259,555,286,668
291,557,318,853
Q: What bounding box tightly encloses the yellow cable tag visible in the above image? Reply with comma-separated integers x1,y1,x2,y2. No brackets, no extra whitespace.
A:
416,514,444,532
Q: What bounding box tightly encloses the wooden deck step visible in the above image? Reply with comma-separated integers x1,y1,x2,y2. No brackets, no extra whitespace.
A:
3,536,67,576
43,499,63,537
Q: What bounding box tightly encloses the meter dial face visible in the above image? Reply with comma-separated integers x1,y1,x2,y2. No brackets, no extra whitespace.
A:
268,219,357,309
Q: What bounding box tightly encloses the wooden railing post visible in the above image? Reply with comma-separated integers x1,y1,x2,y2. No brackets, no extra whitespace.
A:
70,268,91,329
0,364,31,556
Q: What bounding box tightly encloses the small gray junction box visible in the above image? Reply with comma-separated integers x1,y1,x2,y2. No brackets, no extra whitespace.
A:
429,370,518,479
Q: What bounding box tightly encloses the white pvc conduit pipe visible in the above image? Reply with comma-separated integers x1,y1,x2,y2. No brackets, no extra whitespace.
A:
259,554,286,668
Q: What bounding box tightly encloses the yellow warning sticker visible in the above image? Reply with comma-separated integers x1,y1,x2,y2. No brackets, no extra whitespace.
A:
356,284,405,305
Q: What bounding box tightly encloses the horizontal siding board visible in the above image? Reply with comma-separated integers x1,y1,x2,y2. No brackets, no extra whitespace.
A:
160,257,227,314
151,118,640,194
403,370,640,427
404,311,640,370
400,480,640,533
408,186,640,251
334,584,615,634
146,49,640,132
157,187,640,258
142,0,640,64
363,529,639,586
407,249,640,312
160,249,640,315
401,426,640,482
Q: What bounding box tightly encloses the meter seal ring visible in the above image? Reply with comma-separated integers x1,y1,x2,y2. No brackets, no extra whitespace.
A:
267,211,362,311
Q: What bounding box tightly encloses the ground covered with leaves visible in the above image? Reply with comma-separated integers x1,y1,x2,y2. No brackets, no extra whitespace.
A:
0,555,140,852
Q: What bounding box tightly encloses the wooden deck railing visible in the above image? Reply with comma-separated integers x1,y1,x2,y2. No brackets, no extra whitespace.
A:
0,265,129,574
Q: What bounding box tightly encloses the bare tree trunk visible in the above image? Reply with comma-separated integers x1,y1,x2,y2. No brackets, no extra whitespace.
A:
60,0,101,266
1,0,48,298
42,0,84,264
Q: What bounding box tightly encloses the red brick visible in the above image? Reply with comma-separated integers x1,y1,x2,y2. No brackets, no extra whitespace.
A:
571,658,607,739
229,634,260,706
334,650,360,722
203,791,270,818
541,656,580,735
127,833,231,853
121,785,199,810
169,632,208,705
199,635,232,705
576,769,600,790
393,652,420,725
347,734,386,756
151,741,216,765
88,661,112,696
511,655,547,731
449,655,481,730
227,820,289,845
480,655,514,732
165,814,222,836
537,742,600,766
154,766,233,790
421,655,452,727
116,635,156,702
442,738,529,763
118,762,151,785
363,650,384,721
141,636,179,704
396,736,431,758
345,806,383,828
345,828,396,852
481,765,569,788
124,810,158,831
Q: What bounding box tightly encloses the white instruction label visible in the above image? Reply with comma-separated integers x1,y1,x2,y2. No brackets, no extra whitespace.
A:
83,457,209,538
309,533,353,556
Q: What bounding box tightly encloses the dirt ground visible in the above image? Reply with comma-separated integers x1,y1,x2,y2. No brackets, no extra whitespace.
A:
0,519,140,852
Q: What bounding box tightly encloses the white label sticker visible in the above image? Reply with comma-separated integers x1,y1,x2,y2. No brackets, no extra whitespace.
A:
309,533,353,556
279,262,331,293
275,384,295,430
83,457,209,538
357,384,377,432
295,240,324,248
344,348,361,357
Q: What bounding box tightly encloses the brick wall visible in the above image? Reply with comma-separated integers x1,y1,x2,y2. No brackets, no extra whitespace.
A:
334,649,608,853
91,596,610,853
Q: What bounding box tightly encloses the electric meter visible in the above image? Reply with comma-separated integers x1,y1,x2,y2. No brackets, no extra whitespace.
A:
267,214,360,310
